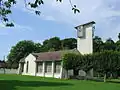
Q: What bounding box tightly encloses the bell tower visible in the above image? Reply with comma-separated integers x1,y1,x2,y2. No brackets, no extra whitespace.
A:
75,21,95,54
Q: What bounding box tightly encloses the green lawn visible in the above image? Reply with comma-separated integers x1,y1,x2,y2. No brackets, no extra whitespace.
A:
0,74,120,90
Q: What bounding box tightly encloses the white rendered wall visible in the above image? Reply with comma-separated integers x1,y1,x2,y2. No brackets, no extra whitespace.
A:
77,25,93,54
21,54,62,78
22,54,36,76
17,63,21,74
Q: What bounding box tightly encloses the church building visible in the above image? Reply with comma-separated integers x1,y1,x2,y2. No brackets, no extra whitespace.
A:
18,21,95,78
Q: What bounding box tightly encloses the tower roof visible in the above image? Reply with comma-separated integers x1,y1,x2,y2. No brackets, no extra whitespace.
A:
75,21,95,29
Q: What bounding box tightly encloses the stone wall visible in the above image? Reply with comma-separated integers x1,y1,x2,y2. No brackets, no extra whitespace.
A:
0,69,17,74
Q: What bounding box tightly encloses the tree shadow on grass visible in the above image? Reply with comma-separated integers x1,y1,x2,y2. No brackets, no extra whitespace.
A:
86,78,104,82
0,80,73,90
107,80,120,84
86,78,120,84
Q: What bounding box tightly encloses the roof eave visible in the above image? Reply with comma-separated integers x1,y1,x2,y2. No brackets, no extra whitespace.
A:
75,21,96,29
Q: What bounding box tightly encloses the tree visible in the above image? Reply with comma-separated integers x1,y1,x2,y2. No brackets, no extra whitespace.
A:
61,38,77,50
118,33,120,40
7,40,42,68
116,40,120,51
82,54,93,72
63,50,120,81
34,43,42,52
93,51,110,82
42,37,61,51
0,0,80,27
116,33,120,51
62,53,82,76
93,36,104,52
93,51,120,82
104,38,116,51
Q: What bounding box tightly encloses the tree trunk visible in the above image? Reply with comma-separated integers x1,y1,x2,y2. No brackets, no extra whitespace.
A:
65,70,68,79
110,73,113,79
104,73,107,82
98,73,100,78
3,68,5,74
73,69,79,76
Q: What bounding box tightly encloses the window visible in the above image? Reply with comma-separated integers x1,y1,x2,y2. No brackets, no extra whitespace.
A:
26,61,29,73
21,63,24,72
54,61,61,73
45,62,52,73
36,62,43,73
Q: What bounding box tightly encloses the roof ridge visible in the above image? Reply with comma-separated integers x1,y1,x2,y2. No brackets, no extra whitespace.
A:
32,49,76,55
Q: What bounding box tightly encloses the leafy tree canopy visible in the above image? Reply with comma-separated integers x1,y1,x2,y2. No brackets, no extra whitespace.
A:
93,36,104,52
7,40,42,68
61,38,77,50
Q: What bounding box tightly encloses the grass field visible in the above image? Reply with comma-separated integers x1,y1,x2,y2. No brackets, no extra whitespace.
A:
0,74,120,90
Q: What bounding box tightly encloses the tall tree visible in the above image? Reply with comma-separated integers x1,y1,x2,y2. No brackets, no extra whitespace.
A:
63,53,82,76
61,38,77,50
116,33,120,51
93,36,104,52
7,40,42,68
42,37,61,51
116,40,120,51
118,33,120,40
0,0,80,27
94,51,120,82
104,38,116,51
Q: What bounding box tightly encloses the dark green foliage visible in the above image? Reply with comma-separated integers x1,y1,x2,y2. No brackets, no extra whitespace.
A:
93,36,104,52
7,40,42,68
104,38,116,51
63,53,93,72
62,53,80,70
116,40,120,51
42,37,61,51
118,33,120,40
93,36,120,52
82,54,93,72
61,38,77,50
93,51,120,81
41,37,77,52
62,53,82,75
62,51,120,81
116,33,120,51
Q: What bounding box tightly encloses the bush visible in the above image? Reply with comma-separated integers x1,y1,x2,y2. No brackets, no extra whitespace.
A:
62,51,120,80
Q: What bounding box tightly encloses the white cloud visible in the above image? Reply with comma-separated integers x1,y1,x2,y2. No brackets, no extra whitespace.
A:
44,16,55,21
14,23,33,31
34,40,44,44
0,23,33,31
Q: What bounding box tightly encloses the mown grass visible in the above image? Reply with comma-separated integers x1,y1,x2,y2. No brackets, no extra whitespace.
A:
0,74,120,90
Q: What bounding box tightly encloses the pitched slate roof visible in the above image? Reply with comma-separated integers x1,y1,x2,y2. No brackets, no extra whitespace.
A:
19,49,80,63
33,49,80,62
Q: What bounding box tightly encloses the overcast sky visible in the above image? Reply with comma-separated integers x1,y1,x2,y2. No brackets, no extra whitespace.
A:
0,0,120,60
